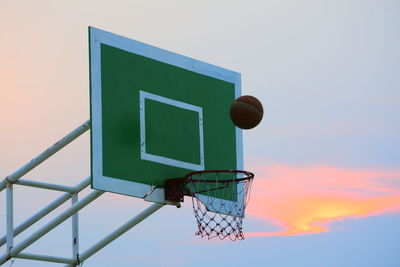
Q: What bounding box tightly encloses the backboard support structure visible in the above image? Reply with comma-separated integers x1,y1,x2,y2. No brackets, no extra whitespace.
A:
0,120,165,266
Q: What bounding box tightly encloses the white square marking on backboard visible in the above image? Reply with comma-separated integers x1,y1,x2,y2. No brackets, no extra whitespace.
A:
139,90,204,171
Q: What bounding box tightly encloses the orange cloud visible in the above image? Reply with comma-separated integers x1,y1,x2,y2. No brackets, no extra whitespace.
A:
245,165,400,236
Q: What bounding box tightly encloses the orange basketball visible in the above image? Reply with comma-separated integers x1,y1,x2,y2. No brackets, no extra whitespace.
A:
230,95,263,129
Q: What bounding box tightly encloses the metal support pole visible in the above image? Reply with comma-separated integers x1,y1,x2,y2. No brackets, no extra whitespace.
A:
0,177,90,248
6,183,14,250
16,252,75,264
71,193,79,262
66,203,164,267
0,190,104,265
0,120,90,192
15,179,77,193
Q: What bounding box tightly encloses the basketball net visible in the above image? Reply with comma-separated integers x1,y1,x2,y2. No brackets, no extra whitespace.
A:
185,170,254,241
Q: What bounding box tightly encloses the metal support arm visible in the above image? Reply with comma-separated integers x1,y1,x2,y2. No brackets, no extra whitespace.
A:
66,203,164,267
0,190,104,265
0,177,90,248
1,119,168,266
16,252,75,264
0,120,90,192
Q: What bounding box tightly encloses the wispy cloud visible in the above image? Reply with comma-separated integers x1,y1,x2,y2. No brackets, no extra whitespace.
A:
246,165,400,236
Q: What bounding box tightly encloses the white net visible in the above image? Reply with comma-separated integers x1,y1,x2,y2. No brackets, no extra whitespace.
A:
186,170,254,241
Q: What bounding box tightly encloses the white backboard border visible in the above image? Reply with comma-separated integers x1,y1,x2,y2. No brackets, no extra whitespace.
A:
89,26,243,210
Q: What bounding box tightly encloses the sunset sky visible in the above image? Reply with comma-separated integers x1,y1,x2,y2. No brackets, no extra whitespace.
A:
1,1,400,266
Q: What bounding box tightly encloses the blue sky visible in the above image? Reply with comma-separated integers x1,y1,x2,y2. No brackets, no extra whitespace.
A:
1,1,400,266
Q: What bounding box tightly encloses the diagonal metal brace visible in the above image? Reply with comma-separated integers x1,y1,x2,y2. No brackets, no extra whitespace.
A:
65,203,164,267
0,190,104,265
0,177,90,248
0,120,90,192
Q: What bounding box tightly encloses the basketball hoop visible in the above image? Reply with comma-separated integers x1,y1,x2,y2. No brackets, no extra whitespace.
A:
165,170,254,241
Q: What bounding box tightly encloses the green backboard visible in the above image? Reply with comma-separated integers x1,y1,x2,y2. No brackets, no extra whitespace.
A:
89,27,243,207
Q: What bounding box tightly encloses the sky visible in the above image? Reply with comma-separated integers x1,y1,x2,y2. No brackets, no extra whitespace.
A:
1,0,400,266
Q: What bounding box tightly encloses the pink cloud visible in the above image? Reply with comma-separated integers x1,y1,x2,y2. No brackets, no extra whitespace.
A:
245,165,400,236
